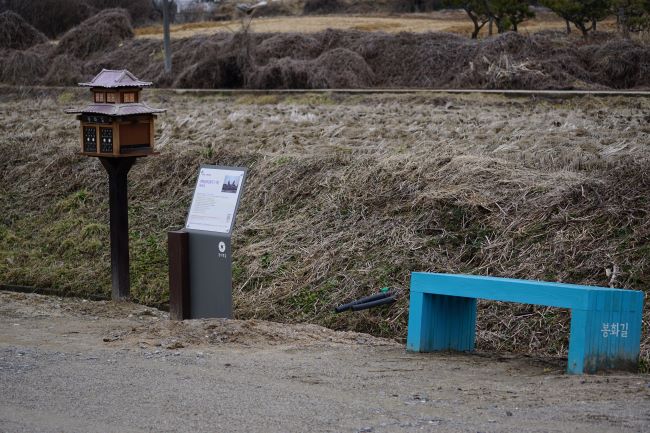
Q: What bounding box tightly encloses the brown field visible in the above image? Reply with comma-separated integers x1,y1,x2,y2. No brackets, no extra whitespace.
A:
0,88,648,365
134,11,619,39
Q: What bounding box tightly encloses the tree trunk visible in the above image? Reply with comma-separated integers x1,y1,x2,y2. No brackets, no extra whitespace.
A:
471,22,487,39
496,19,506,33
566,19,571,34
472,24,480,39
467,11,481,39
489,16,493,35
577,23,589,38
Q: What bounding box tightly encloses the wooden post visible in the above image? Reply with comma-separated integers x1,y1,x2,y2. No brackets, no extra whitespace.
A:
168,230,190,320
100,157,136,300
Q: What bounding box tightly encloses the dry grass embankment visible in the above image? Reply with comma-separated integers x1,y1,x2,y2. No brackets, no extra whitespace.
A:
0,88,648,367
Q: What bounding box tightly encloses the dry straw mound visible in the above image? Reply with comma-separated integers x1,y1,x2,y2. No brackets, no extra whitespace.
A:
243,30,650,90
1,16,650,90
248,47,374,88
84,37,162,81
172,34,249,88
57,8,134,59
0,48,49,85
246,57,312,88
0,11,48,50
173,52,246,88
310,47,375,87
255,33,323,62
588,39,650,88
44,54,85,86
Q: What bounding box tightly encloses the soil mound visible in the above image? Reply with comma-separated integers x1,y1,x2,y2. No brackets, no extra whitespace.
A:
57,8,134,59
0,11,48,50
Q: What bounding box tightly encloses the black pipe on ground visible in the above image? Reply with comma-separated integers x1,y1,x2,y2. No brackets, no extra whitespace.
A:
350,296,396,311
335,291,394,313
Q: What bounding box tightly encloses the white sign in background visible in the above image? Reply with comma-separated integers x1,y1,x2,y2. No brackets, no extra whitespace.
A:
186,167,245,233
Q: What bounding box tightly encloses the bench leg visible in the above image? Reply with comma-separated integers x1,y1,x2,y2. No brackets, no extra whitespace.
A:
568,307,643,374
407,292,477,352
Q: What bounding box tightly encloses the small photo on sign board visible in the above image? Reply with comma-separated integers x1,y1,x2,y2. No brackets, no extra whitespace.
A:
185,165,246,233
222,175,240,193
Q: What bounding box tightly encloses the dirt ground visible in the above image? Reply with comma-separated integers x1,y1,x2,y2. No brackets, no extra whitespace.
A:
0,291,648,433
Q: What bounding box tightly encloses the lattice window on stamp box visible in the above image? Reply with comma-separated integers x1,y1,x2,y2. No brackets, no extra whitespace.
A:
83,126,97,152
100,127,113,153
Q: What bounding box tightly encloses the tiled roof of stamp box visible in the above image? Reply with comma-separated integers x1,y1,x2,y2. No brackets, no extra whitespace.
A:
79,69,153,88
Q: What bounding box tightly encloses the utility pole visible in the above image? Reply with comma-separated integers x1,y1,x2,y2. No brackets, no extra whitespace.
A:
162,0,172,74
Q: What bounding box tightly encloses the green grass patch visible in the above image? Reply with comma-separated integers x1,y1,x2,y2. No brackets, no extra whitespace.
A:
235,93,281,105
283,93,335,105
130,232,168,306
287,286,329,316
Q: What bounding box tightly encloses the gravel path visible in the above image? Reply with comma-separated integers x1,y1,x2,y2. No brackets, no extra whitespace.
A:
1,291,649,433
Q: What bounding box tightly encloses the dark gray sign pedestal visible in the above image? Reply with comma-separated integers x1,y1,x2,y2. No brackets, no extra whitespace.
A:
169,164,246,320
185,231,232,318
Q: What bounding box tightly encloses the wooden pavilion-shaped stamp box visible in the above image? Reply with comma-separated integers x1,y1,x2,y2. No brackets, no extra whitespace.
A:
66,69,165,157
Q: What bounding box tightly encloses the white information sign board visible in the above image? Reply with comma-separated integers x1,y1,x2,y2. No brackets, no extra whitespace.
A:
185,166,246,233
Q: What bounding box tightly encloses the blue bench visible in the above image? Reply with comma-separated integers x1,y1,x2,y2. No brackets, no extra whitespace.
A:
406,273,644,374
